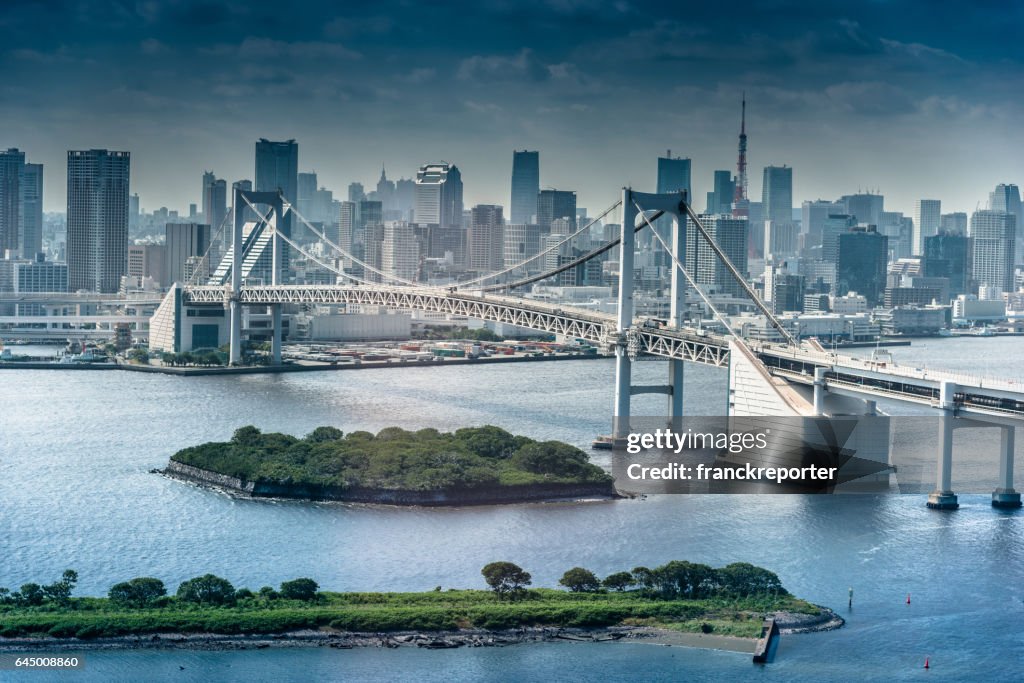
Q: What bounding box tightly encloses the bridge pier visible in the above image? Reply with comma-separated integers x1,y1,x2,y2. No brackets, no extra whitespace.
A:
927,381,959,510
229,300,242,365
271,304,282,366
813,367,827,415
992,425,1022,508
613,189,637,439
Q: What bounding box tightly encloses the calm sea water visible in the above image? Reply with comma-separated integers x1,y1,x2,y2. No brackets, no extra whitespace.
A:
1,337,1022,682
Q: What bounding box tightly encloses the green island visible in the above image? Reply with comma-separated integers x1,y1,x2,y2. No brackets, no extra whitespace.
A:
163,425,617,505
0,562,837,648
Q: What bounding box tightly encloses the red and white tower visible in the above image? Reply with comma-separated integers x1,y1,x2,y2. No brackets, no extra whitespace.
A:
732,93,749,218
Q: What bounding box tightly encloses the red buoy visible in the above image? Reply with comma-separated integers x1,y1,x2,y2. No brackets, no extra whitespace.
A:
924,657,930,669
906,593,911,604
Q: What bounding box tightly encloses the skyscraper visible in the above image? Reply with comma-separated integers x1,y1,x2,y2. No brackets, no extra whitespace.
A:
708,170,735,215
0,148,25,255
537,189,576,233
841,193,884,227
297,171,318,219
254,138,297,238
468,204,504,273
414,163,463,228
382,221,419,282
510,150,539,224
202,171,227,232
913,199,941,255
66,149,130,293
923,231,970,298
836,225,888,306
969,210,1016,298
164,222,210,285
20,163,43,258
801,200,843,250
761,166,793,226
685,214,748,297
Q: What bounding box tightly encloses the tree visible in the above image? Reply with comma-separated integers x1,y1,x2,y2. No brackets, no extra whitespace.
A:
559,567,601,593
510,441,589,477
176,574,236,605
481,562,532,599
307,427,344,443
631,567,657,592
108,577,166,608
279,578,319,601
42,570,78,606
602,571,635,592
232,426,262,447
717,563,786,597
17,583,45,606
127,348,149,365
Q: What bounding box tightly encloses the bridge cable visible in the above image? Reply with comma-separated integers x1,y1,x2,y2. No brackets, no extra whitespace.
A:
674,200,797,346
480,212,657,292
276,198,423,287
631,201,742,341
455,200,622,288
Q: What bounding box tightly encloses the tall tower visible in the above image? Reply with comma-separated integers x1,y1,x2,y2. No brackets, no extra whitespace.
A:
732,94,748,218
66,149,130,293
511,150,540,225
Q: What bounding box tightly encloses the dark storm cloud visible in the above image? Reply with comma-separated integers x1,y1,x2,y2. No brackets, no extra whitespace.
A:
1,0,1020,215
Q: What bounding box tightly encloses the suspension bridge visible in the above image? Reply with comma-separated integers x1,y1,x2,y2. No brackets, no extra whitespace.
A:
145,186,1023,510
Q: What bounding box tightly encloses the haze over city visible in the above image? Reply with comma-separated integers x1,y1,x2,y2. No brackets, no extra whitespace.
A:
2,0,1021,215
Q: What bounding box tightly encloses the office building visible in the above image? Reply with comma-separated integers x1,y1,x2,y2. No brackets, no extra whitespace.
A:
685,214,748,297
836,225,888,306
913,199,941,255
0,148,25,255
382,221,419,282
654,153,691,246
940,212,967,234
510,150,540,224
414,163,463,228
923,232,970,298
706,170,735,215
503,223,543,274
468,204,504,273
841,193,884,227
127,244,167,286
254,138,297,241
821,214,857,263
14,254,67,293
19,163,43,258
202,171,227,235
762,166,793,227
297,171,318,219
67,149,131,293
537,189,576,233
165,222,210,285
969,210,1016,298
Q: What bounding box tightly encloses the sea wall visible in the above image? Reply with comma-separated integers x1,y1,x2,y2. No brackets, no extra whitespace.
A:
163,460,618,506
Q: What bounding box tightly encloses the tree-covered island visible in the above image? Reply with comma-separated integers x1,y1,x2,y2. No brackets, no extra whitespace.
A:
162,425,618,505
0,561,840,648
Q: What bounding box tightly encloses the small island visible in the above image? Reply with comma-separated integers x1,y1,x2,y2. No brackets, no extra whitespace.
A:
0,562,842,655
161,425,618,505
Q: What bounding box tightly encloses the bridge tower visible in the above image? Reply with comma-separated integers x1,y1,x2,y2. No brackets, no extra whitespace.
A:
228,188,286,366
614,188,689,438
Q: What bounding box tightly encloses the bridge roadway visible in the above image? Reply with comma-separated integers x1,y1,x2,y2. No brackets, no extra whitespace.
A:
183,284,1024,419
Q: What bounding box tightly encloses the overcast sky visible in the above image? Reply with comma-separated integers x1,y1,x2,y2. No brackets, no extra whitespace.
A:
3,0,1021,218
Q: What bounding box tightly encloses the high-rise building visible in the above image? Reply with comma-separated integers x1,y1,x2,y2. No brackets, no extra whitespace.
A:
20,163,43,258
913,199,941,255
654,153,691,245
164,222,210,285
254,138,297,240
67,149,130,293
969,210,1016,298
414,163,463,228
0,148,26,255
821,214,857,263
923,231,970,299
706,170,735,215
761,166,792,227
836,225,888,306
537,189,576,233
348,182,365,203
685,214,748,297
940,212,967,234
382,221,419,282
503,223,543,274
468,204,504,273
841,193,884,227
127,244,166,286
510,150,539,225
202,171,227,234
14,254,67,294
988,183,1023,257
801,199,843,248
297,171,318,220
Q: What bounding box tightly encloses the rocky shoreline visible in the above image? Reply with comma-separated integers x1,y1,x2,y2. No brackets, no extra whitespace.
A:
0,610,843,654
159,460,621,507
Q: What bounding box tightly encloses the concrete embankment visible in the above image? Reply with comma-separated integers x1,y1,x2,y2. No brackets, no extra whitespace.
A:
161,460,620,506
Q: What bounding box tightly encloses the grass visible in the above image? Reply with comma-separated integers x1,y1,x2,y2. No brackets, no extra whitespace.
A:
0,590,818,640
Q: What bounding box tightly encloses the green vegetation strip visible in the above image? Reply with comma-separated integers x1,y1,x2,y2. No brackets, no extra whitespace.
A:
170,425,613,491
1,562,821,641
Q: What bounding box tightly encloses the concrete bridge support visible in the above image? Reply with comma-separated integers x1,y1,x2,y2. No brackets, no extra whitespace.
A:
927,380,959,510
613,189,637,439
992,425,1022,508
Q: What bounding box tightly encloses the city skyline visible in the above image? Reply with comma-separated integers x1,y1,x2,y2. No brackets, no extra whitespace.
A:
0,1,1021,216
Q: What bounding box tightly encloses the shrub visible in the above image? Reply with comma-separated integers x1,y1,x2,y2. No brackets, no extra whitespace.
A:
279,578,319,602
